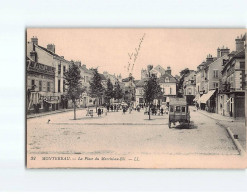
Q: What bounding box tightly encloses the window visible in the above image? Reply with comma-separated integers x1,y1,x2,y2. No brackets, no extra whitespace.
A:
47,82,50,92
182,106,185,112
58,79,61,92
63,80,66,92
213,82,219,89
240,62,245,69
31,79,35,90
187,88,192,95
213,70,219,78
58,64,61,74
170,106,174,112
63,66,66,74
165,77,169,82
39,80,42,91
175,106,180,112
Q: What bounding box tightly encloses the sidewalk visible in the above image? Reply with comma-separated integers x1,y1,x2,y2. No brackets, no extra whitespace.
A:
27,108,75,119
196,108,246,151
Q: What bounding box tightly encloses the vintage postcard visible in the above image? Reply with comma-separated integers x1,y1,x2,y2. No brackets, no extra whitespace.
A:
26,28,247,168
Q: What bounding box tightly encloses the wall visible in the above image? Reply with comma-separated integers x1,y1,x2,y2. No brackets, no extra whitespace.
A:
27,73,55,93
160,83,176,96
208,56,227,91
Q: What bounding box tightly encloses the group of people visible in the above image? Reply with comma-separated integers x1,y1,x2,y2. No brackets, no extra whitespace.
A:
86,102,169,117
144,104,168,116
106,104,121,112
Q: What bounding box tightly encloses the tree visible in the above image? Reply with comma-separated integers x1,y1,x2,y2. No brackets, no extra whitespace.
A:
113,80,123,102
64,62,84,120
143,76,163,120
178,68,190,97
105,78,114,104
89,68,104,110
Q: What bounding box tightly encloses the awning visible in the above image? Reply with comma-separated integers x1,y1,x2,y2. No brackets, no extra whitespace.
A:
193,96,199,101
200,90,216,104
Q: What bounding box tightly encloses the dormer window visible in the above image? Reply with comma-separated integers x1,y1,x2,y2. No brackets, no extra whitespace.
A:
165,77,169,82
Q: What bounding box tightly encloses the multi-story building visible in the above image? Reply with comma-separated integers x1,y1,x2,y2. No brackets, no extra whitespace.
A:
141,65,171,79
122,73,136,105
218,35,245,118
199,48,230,112
78,63,95,107
26,37,72,113
159,73,177,104
183,70,196,105
26,57,56,113
135,68,177,106
135,78,148,106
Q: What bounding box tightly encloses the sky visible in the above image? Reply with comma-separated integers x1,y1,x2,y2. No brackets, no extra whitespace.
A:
27,28,246,80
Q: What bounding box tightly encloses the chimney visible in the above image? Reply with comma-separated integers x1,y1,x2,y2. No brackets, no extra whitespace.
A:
47,44,55,53
31,36,38,45
235,35,245,51
206,54,214,63
220,46,230,57
217,47,221,58
147,65,153,77
165,66,171,75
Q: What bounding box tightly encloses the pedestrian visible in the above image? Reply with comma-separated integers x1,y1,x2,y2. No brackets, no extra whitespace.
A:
122,107,126,114
161,107,164,115
97,108,101,117
129,106,132,114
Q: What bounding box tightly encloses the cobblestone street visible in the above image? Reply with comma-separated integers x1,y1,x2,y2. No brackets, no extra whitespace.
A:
27,107,239,156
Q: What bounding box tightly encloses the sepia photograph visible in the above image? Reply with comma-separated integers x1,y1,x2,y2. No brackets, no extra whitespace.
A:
26,28,247,168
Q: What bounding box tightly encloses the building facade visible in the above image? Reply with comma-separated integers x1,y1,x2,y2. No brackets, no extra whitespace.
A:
183,71,196,105
27,37,73,113
218,35,245,118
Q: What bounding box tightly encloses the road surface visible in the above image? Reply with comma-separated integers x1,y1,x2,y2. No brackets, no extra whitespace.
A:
27,107,239,156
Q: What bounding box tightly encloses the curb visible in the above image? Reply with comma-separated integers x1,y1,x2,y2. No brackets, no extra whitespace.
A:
50,123,168,126
198,110,246,156
27,109,74,119
225,127,246,156
197,110,234,122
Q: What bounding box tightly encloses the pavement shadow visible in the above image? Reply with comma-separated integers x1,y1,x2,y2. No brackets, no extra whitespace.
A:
171,121,198,130
71,116,106,120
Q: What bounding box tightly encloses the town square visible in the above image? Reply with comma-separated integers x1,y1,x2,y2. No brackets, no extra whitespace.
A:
26,29,247,168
